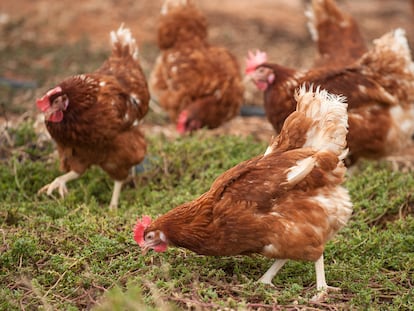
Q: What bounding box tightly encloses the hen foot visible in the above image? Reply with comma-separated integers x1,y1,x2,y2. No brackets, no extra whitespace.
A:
37,171,80,198
310,285,341,302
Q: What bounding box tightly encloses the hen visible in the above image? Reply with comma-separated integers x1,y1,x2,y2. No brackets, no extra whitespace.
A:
149,0,244,133
36,25,149,209
134,86,352,300
246,29,414,165
306,0,367,67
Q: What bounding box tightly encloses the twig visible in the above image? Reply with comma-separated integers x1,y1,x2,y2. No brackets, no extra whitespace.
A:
92,282,108,292
84,288,98,305
42,256,86,299
19,298,26,311
20,277,53,311
168,296,221,309
245,303,283,310
309,301,343,311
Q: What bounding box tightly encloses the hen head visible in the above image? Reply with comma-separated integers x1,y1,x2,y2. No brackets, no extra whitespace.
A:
245,50,275,91
134,215,168,255
36,86,69,122
176,110,202,134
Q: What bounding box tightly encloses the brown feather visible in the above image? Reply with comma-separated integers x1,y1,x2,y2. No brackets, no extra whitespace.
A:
42,27,149,181
143,88,352,262
149,2,244,131
256,29,414,165
308,0,367,68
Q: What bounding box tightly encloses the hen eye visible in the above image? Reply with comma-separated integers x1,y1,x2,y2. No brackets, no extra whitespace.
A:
145,232,155,240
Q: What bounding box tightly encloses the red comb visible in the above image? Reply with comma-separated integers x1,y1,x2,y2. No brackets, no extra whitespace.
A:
36,95,50,112
36,86,63,112
133,215,152,247
176,110,188,134
245,50,267,74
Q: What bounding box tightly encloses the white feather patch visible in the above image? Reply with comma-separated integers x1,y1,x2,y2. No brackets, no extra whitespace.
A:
110,24,139,60
305,4,317,42
286,156,316,185
312,187,353,228
262,244,279,256
295,85,348,158
161,0,188,15
264,145,273,156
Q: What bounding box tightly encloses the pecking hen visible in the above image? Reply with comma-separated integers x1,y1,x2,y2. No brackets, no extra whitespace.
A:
306,0,367,68
36,25,149,209
134,86,352,301
149,0,244,133
246,28,414,165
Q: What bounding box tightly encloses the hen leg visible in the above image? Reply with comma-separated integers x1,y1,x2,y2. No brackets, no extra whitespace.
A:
311,254,340,302
109,180,123,210
258,259,288,285
38,171,80,198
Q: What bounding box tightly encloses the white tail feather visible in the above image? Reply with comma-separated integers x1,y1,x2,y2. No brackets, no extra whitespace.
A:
161,0,189,14
361,28,414,76
305,2,318,42
110,24,139,60
374,28,410,57
286,157,317,184
295,85,349,160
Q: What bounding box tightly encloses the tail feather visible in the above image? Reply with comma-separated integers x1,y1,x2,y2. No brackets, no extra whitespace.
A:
110,24,139,60
360,28,414,77
359,28,414,104
306,0,367,67
161,0,191,14
267,85,348,160
306,0,351,42
305,2,317,42
296,85,348,159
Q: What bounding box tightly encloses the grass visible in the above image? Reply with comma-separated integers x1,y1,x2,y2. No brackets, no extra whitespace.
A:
1,14,414,311
0,121,413,311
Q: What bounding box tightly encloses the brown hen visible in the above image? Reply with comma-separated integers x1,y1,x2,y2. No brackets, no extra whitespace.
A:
149,0,244,133
135,86,352,301
36,25,149,209
246,29,414,165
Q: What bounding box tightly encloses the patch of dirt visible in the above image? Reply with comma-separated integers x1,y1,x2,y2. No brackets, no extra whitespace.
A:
3,0,412,63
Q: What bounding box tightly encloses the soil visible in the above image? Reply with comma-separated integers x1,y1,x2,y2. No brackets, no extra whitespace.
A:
2,0,412,61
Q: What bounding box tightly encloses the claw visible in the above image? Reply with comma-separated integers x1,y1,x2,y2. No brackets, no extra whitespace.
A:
37,184,50,195
37,178,68,198
37,171,80,199
258,278,276,287
310,285,341,302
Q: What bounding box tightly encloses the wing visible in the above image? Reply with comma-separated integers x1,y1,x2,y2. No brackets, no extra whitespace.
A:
303,67,398,110
209,147,339,213
150,46,243,121
196,147,345,257
96,60,149,121
54,74,145,145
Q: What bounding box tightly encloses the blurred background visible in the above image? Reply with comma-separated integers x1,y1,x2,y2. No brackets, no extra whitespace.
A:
1,0,413,142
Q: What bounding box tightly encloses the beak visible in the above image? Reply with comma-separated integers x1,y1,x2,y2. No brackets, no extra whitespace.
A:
141,245,150,255
44,106,61,120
